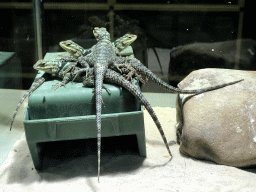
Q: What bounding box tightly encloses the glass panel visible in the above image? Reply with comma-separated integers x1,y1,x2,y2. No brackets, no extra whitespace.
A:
2,0,256,176
43,10,110,52
0,8,35,89
1,1,248,91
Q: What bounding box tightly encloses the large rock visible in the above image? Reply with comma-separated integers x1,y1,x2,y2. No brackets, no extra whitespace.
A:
176,68,256,167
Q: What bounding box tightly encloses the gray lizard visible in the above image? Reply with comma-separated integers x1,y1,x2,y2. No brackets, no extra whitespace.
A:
75,27,128,183
59,28,243,94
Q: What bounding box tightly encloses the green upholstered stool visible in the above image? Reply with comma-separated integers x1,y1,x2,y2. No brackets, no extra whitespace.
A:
23,52,146,170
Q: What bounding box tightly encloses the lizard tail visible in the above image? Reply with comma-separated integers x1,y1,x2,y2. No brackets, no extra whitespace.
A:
95,65,107,182
10,76,45,131
104,69,172,158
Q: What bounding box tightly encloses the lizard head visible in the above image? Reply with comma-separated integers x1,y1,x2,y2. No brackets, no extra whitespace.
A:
33,60,60,74
93,27,110,41
59,40,84,58
114,34,137,51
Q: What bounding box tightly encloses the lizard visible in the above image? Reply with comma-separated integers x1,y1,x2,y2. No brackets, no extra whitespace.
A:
120,57,244,93
114,14,164,75
74,27,132,183
58,29,244,94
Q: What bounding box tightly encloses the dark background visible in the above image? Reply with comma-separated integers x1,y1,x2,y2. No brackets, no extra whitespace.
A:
0,1,255,90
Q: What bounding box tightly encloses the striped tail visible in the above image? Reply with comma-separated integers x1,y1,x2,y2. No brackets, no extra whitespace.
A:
95,64,106,182
129,58,243,94
104,69,172,157
10,77,45,131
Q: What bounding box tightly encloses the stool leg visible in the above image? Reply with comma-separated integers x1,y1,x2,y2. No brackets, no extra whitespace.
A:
26,142,42,170
136,132,146,157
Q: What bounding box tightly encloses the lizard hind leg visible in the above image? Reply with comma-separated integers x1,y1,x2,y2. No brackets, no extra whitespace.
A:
120,66,147,84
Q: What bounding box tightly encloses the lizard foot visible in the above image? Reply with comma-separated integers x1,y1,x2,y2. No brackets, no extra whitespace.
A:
124,71,134,81
52,82,65,89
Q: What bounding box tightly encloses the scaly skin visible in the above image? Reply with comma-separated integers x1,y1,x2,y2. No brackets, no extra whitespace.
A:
34,59,142,88
10,58,118,132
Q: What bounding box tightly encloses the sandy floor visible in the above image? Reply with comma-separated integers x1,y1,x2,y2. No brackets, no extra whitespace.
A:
1,107,256,192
